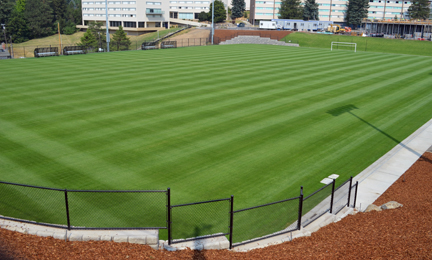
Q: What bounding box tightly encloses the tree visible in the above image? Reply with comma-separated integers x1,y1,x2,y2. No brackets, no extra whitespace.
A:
0,0,15,26
198,11,209,22
303,0,319,21
408,0,430,20
79,28,97,49
111,26,131,51
15,0,27,13
208,0,227,23
51,0,68,32
6,10,29,43
231,0,245,19
87,21,106,49
279,0,303,19
345,0,369,28
25,0,54,38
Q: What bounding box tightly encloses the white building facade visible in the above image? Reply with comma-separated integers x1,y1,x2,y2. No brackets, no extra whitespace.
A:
80,0,212,34
249,0,414,25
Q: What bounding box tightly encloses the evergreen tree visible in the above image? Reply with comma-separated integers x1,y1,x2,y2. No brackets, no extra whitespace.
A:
79,28,98,49
51,0,68,32
408,0,430,20
111,26,131,51
0,0,15,25
87,21,106,49
25,0,54,38
6,10,29,43
15,0,27,13
303,0,319,20
345,0,369,28
208,0,227,23
198,11,209,22
231,0,245,19
279,0,303,19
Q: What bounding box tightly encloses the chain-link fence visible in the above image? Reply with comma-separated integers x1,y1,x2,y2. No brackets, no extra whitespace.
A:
67,190,167,229
0,181,167,230
302,182,333,227
332,178,352,214
1,177,358,248
169,198,231,243
232,196,300,246
349,181,358,208
0,182,67,228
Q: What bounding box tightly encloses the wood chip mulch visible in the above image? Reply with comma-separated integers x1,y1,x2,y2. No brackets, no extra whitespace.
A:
1,152,432,259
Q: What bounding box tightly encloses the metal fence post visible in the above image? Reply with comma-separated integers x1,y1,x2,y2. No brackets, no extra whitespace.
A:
64,189,71,230
229,195,234,249
297,186,303,230
167,187,172,245
347,176,353,207
353,181,358,209
330,179,336,214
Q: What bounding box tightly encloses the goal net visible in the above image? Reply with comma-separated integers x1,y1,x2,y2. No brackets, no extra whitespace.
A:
331,42,357,52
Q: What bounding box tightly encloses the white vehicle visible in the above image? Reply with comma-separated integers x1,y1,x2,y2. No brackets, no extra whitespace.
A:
259,21,276,30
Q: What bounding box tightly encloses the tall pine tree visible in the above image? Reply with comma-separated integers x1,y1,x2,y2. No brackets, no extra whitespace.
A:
231,0,245,19
25,0,54,38
345,0,369,28
279,0,303,19
208,0,227,23
111,26,131,51
408,0,430,20
7,9,29,43
303,0,319,20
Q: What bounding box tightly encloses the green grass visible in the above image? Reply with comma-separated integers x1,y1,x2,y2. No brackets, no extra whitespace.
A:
282,32,432,56
1,45,432,241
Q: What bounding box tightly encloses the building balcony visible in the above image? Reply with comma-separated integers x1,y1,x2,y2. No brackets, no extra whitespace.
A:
146,9,164,15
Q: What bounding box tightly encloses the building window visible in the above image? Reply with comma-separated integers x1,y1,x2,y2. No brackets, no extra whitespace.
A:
110,21,122,26
138,22,145,27
124,22,136,27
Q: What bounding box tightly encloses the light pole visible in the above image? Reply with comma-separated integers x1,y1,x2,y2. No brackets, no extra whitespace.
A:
1,24,6,47
211,0,215,44
105,0,110,52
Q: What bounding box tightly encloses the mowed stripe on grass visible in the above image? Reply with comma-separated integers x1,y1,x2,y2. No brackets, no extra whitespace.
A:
1,45,432,213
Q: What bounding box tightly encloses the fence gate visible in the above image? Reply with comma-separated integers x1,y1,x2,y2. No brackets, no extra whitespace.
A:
169,197,231,245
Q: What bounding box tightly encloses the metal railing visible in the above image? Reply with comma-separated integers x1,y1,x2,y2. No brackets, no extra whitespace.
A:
0,177,358,249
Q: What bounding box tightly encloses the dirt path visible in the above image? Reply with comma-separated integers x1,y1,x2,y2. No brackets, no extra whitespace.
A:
1,151,432,259
170,28,210,40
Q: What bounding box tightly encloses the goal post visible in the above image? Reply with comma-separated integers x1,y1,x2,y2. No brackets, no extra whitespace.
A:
331,42,357,52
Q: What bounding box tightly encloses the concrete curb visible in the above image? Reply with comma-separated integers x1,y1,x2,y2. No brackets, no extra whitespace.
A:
0,218,159,250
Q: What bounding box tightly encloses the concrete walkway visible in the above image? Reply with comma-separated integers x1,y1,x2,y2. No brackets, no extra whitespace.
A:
354,118,432,211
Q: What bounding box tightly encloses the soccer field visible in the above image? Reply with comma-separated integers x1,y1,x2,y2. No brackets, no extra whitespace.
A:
1,45,432,226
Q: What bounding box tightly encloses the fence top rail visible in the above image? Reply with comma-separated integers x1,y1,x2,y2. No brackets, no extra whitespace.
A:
0,181,64,191
0,180,166,193
67,189,167,193
334,178,352,192
171,197,230,208
304,182,332,200
233,196,300,213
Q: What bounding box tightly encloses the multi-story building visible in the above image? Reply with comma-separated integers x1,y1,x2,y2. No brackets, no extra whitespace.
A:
79,0,212,34
249,0,414,25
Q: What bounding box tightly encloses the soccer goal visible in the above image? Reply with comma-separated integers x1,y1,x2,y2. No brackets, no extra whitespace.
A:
331,42,357,52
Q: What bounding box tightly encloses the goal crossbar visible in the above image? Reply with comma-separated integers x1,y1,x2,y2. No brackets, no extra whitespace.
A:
331,42,357,52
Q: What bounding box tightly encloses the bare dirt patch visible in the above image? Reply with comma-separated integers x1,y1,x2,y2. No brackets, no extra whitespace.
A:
170,28,210,40
1,152,432,259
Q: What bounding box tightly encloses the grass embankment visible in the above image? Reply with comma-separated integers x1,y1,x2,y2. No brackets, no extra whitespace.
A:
282,32,432,56
10,27,184,56
1,45,432,241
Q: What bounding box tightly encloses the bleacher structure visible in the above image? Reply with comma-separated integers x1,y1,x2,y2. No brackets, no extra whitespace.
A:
161,41,177,49
63,46,86,55
34,47,59,58
141,41,159,50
